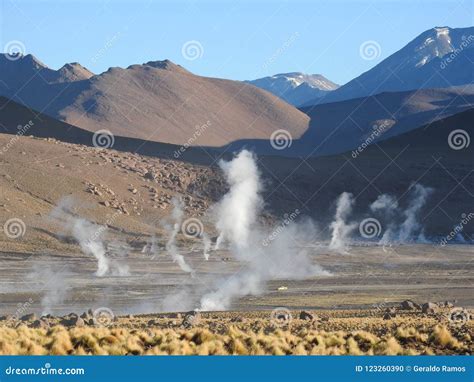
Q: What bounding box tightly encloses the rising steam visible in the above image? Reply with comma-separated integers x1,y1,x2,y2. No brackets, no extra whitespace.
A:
377,184,433,244
163,198,193,273
329,192,356,251
214,150,262,252
200,150,328,311
50,197,129,277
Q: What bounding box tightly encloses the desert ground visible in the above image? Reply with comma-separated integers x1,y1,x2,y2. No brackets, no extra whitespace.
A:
0,244,473,355
1,245,473,315
0,129,472,355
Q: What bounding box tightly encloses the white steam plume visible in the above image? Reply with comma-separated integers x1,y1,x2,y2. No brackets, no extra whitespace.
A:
164,198,193,273
50,197,129,277
202,232,211,261
398,184,433,242
27,264,70,315
378,184,433,244
370,194,398,215
200,150,327,311
214,150,262,252
329,192,356,251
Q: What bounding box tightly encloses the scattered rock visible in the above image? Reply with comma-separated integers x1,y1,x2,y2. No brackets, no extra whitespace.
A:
421,302,439,314
182,310,200,328
30,319,49,329
60,314,85,327
79,311,91,320
399,300,420,311
443,301,454,308
20,313,36,322
299,311,314,321
144,171,157,180
383,312,393,320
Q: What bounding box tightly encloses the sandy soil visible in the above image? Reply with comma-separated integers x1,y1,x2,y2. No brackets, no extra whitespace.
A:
0,244,472,316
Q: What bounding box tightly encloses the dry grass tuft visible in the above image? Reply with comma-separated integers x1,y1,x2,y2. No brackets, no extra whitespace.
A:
0,310,472,355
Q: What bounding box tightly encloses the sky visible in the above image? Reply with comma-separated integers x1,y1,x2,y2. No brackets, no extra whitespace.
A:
0,0,472,85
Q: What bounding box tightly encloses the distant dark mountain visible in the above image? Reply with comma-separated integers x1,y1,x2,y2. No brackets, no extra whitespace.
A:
246,72,338,106
0,54,309,147
257,107,474,238
222,85,474,157
299,85,474,155
305,26,474,105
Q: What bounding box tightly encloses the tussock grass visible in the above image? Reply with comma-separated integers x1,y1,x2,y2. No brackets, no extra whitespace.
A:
0,324,471,355
1,310,472,355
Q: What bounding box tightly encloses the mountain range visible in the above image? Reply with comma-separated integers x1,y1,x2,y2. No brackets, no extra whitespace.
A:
248,26,474,106
0,26,473,156
0,55,308,147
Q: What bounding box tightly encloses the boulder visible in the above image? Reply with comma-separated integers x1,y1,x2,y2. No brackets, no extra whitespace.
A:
443,301,454,308
299,311,314,321
421,302,439,314
399,300,420,310
20,313,36,322
60,315,85,327
30,319,49,329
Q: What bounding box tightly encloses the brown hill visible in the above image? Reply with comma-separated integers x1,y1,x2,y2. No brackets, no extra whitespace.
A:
0,54,309,147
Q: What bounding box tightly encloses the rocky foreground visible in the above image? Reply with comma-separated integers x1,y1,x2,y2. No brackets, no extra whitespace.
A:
1,304,472,355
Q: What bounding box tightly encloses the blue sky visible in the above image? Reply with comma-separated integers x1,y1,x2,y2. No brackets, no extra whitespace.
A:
1,0,472,85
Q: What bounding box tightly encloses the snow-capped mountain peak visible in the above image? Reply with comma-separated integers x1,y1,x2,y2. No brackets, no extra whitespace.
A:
317,26,474,105
246,72,339,106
